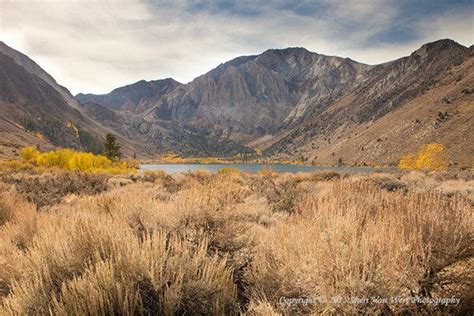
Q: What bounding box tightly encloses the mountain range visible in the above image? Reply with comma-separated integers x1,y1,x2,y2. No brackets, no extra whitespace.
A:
0,41,152,158
1,39,473,167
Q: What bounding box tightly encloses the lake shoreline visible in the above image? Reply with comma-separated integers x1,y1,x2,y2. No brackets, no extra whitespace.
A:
140,160,394,169
139,163,397,174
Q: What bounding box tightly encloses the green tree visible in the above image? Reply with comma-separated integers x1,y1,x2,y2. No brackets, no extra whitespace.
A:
103,133,121,160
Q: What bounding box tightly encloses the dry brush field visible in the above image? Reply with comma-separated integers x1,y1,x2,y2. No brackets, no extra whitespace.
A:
0,169,473,315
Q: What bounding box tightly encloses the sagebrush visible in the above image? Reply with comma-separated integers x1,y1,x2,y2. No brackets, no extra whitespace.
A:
0,170,472,314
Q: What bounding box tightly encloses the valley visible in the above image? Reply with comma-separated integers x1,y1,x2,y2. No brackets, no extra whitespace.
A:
1,39,472,168
0,2,473,314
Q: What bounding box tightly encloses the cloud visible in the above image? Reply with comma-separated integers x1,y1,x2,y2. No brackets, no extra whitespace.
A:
0,0,472,94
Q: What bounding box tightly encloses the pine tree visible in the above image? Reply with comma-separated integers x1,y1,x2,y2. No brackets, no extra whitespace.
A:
103,133,121,160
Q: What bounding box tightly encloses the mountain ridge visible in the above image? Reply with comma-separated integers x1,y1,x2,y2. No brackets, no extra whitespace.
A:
1,39,472,166
74,38,473,166
0,43,156,159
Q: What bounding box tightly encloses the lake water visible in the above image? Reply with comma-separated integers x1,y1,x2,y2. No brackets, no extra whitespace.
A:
139,163,394,174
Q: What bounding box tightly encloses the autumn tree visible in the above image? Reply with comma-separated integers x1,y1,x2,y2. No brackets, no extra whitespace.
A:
399,153,416,170
20,146,39,161
399,143,447,171
103,133,121,160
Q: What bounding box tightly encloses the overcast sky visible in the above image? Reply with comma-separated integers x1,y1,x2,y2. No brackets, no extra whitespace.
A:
1,0,473,95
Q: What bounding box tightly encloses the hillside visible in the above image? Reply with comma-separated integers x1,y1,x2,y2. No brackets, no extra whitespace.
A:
0,42,155,159
1,39,472,166
265,40,474,167
0,51,103,157
76,39,473,166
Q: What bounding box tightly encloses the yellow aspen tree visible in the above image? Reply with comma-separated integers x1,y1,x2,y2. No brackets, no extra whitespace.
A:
414,143,447,171
398,153,416,170
399,143,447,171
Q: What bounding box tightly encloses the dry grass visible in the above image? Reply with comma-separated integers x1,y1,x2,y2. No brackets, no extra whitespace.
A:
0,169,472,314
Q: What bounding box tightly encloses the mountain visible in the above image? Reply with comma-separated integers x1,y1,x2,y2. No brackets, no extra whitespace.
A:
266,39,474,167
0,42,154,159
1,39,471,166
77,47,374,155
76,39,473,166
0,41,81,112
76,78,182,113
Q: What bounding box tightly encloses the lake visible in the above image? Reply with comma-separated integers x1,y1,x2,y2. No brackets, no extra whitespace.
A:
139,163,394,174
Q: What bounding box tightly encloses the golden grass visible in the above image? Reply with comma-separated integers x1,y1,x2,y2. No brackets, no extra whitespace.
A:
0,170,472,314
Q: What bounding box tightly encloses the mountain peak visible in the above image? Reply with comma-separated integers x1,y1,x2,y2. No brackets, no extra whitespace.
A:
263,47,311,55
214,47,314,73
155,77,182,85
422,38,464,48
412,38,467,58
109,78,181,94
75,77,182,112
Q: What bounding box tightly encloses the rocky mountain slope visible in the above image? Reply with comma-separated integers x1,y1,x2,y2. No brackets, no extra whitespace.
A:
0,50,100,157
76,78,182,113
77,39,473,166
0,41,81,112
77,47,375,155
1,39,471,166
266,40,474,167
0,42,153,159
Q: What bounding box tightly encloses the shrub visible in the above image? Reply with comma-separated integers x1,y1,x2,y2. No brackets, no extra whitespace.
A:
310,170,341,181
3,172,109,208
1,171,472,314
248,180,473,314
251,173,303,214
373,177,408,193
0,201,237,314
399,143,447,171
0,192,38,250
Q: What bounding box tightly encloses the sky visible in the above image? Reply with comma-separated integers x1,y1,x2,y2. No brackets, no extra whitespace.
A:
0,0,473,95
